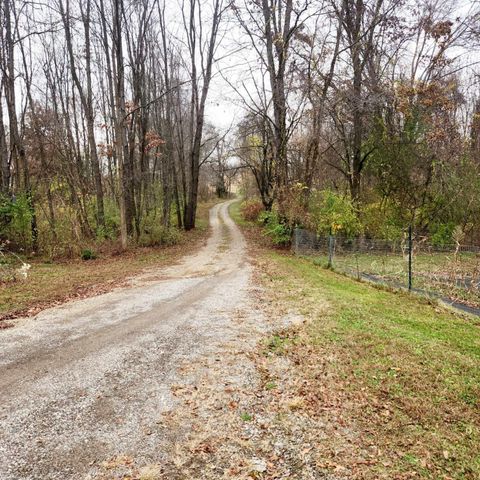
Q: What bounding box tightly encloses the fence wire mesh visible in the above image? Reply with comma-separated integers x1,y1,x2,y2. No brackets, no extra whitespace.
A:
293,228,480,315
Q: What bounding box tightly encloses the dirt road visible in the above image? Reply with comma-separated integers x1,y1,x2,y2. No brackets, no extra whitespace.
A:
0,200,266,480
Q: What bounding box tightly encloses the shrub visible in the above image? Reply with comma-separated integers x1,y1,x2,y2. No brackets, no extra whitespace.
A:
138,225,182,247
430,222,455,247
309,190,362,237
137,210,183,247
277,183,309,228
0,194,34,250
259,210,292,246
81,248,97,261
96,199,120,240
240,199,263,222
362,201,403,240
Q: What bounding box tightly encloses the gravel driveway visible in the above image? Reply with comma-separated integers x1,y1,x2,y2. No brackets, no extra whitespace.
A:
0,200,264,480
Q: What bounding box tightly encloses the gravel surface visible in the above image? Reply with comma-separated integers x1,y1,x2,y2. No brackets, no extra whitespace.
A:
0,200,264,480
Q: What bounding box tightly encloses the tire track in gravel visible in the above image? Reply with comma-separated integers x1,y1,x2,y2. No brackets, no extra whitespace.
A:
0,200,262,480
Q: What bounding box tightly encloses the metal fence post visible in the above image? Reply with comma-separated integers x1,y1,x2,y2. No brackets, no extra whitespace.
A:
328,234,335,268
293,228,299,254
408,225,413,291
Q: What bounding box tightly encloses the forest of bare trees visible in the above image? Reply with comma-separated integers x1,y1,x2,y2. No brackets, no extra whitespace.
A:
239,1,480,245
0,0,229,256
1,0,480,257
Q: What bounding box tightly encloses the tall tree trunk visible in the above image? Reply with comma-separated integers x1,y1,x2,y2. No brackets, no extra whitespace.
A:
112,0,134,248
261,0,292,189
0,96,9,195
61,0,105,229
183,0,223,230
2,0,38,250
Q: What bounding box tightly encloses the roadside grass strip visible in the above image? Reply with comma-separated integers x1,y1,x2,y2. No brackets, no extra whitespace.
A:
260,252,480,479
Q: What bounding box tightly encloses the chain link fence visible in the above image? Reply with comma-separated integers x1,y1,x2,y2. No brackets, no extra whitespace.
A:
293,228,480,316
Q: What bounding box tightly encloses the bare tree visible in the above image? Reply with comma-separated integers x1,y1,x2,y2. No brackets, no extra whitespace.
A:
60,0,106,229
0,0,38,248
182,0,226,230
234,0,309,190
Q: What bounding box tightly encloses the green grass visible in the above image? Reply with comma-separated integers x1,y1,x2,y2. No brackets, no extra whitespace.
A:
310,250,480,308
228,200,249,227
262,252,480,479
240,412,253,422
265,333,296,355
229,198,480,478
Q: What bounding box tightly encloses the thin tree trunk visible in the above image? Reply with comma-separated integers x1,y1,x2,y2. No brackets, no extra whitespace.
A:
112,0,134,248
60,0,105,229
2,0,38,250
0,96,9,195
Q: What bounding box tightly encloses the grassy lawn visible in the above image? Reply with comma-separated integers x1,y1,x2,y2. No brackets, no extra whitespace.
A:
258,252,480,479
231,201,480,478
228,200,249,227
310,250,480,308
0,201,215,323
